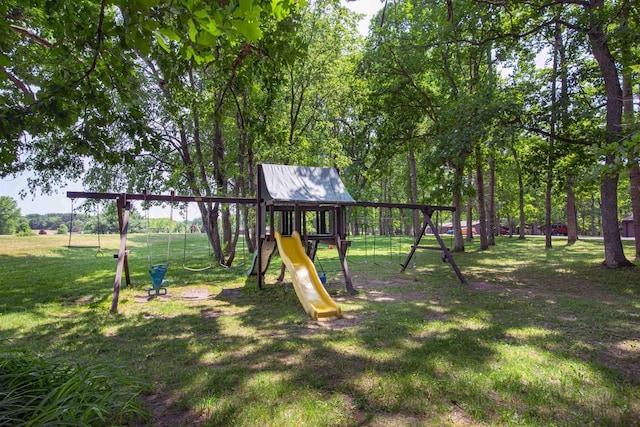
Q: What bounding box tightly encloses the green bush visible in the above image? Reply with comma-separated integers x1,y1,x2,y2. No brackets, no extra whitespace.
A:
56,224,69,235
0,350,150,426
14,219,33,237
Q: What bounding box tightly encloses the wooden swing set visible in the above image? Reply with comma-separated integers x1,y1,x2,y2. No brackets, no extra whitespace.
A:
66,190,254,312
67,164,466,314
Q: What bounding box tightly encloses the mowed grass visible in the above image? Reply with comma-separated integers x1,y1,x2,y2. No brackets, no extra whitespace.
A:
1,232,639,426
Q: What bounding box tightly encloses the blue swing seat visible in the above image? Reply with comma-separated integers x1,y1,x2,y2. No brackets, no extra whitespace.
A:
148,263,169,296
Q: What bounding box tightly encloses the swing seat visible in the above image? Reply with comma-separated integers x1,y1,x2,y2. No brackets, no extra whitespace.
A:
148,263,169,296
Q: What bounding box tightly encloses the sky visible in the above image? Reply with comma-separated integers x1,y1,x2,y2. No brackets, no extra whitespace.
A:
0,0,384,217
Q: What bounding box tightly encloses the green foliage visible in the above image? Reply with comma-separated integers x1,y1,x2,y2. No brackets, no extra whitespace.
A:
0,196,20,234
1,0,303,188
0,350,149,425
56,223,68,235
14,218,33,236
2,0,638,263
26,213,75,232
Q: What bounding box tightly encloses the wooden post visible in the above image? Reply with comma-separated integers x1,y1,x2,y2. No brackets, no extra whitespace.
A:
294,204,301,234
257,165,264,289
111,195,131,313
116,197,131,286
334,233,357,295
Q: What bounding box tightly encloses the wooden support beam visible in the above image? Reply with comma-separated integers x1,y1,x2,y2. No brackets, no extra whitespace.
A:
116,198,131,287
110,196,131,313
335,235,357,295
401,210,466,285
412,245,447,251
401,213,431,272
67,191,254,205
256,166,264,289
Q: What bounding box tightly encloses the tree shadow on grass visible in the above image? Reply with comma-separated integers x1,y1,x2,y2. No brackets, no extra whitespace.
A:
2,236,639,426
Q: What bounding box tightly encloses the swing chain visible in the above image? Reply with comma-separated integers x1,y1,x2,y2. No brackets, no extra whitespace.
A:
167,191,174,266
95,202,104,257
68,198,74,248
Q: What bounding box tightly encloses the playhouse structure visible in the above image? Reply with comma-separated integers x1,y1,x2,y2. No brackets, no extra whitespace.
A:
249,164,356,318
250,164,465,319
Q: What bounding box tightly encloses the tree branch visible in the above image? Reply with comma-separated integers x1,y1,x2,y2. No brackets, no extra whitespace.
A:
9,24,53,47
2,66,35,102
83,0,108,80
525,125,595,145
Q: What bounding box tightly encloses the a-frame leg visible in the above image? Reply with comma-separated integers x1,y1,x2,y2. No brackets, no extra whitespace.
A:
334,236,357,295
401,209,466,285
111,196,131,313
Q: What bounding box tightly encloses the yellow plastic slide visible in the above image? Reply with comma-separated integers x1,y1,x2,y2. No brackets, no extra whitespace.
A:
274,231,341,319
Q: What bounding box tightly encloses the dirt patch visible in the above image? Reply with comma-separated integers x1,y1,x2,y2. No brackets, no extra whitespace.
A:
472,281,546,299
201,308,239,318
305,315,360,332
217,288,243,299
352,276,395,290
182,288,213,301
145,393,199,427
472,281,499,292
134,292,172,303
603,341,640,382
425,310,450,322
63,297,95,306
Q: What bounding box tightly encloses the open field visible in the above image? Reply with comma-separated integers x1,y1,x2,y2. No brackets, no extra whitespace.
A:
1,233,639,426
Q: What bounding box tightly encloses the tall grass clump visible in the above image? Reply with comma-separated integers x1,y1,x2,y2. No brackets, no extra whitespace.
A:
0,349,149,426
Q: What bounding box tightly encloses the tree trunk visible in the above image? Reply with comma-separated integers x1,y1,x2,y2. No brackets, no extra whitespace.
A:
488,150,496,246
558,21,578,245
209,115,226,264
235,88,254,255
590,194,597,236
623,66,640,258
510,144,527,239
566,175,578,243
587,10,632,267
628,163,640,257
545,22,560,250
466,168,473,242
545,133,553,249
476,148,489,250
408,148,421,236
452,162,465,252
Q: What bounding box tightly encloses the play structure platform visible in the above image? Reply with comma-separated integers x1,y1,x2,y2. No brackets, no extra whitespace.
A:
274,231,341,319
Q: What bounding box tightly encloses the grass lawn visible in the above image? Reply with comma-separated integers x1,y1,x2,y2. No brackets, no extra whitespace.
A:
1,232,639,426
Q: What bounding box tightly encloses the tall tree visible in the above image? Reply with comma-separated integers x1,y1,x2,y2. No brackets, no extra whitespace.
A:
0,196,20,234
584,0,632,266
361,0,501,251
488,0,634,266
618,4,640,258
